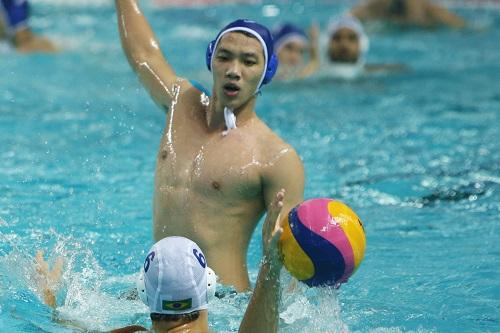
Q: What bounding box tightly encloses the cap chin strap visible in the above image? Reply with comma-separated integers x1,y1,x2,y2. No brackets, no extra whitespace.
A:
136,267,218,306
222,107,237,136
136,270,148,306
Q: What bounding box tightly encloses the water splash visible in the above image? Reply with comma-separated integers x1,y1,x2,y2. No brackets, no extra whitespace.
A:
0,232,147,332
280,278,350,333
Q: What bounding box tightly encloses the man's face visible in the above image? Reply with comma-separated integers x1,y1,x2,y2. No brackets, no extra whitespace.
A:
328,27,361,63
212,32,265,110
278,40,306,66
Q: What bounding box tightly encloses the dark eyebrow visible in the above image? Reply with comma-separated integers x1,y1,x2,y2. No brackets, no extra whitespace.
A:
216,48,232,55
216,47,258,57
242,52,259,59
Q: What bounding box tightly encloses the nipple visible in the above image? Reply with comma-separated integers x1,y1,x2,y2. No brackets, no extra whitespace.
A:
222,107,237,136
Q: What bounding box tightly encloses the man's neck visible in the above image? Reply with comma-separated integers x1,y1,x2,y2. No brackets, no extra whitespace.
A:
206,94,257,131
151,311,211,333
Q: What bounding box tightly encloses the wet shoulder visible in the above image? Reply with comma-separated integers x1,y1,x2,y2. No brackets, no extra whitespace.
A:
165,78,209,116
251,119,300,163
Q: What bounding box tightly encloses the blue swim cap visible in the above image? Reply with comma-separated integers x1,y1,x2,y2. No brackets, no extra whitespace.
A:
272,23,308,53
206,19,278,90
0,0,30,35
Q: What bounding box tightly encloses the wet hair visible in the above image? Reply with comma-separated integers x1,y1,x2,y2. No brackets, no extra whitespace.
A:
150,311,200,323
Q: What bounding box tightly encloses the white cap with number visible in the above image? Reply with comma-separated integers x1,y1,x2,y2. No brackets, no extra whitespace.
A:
137,236,215,314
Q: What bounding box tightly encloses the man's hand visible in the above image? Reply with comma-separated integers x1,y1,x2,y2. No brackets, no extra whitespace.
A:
308,23,319,51
262,189,286,272
35,250,63,309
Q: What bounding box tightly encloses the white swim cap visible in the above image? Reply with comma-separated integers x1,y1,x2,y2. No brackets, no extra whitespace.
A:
136,236,216,315
328,15,370,55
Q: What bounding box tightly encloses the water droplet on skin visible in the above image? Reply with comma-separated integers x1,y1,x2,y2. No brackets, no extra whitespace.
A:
200,92,210,107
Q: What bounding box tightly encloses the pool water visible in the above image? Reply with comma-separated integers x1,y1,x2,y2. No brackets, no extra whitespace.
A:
1,1,499,332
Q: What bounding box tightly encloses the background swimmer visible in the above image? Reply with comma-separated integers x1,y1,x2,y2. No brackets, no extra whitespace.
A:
115,1,304,292
0,0,57,52
272,22,320,80
351,0,466,29
325,15,406,79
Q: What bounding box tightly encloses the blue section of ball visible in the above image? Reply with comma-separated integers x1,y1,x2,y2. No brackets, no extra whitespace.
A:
288,207,346,286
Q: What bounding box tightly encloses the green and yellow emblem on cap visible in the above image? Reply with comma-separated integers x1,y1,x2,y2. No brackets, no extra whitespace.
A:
162,298,192,311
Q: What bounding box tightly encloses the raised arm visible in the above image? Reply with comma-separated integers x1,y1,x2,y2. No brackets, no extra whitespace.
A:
34,250,63,309
299,23,320,78
115,0,189,110
239,190,286,333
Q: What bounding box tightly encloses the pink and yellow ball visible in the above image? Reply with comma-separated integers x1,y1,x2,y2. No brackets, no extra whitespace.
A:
279,198,366,287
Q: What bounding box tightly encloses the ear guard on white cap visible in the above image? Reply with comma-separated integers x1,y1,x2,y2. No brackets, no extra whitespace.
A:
136,266,217,306
206,266,217,301
136,269,148,305
327,15,370,56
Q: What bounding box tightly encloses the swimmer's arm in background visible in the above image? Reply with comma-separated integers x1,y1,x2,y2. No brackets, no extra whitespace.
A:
0,17,6,39
115,0,191,111
426,2,466,29
365,63,409,73
298,23,320,78
239,190,285,333
350,0,385,22
11,28,58,53
404,0,465,29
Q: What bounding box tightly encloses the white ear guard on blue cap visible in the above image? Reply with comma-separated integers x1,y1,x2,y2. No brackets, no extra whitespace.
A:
205,19,278,93
136,266,217,307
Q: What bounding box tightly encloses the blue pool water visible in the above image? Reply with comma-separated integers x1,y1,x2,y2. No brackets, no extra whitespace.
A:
1,1,499,332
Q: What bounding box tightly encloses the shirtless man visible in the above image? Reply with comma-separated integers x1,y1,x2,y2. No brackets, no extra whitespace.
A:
115,1,305,291
351,0,466,29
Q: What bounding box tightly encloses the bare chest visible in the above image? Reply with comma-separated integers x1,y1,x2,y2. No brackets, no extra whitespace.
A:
155,129,263,200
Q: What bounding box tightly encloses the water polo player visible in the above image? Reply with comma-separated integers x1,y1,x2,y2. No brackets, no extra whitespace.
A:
115,1,304,292
326,15,407,79
351,0,466,29
271,22,320,80
35,190,287,333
